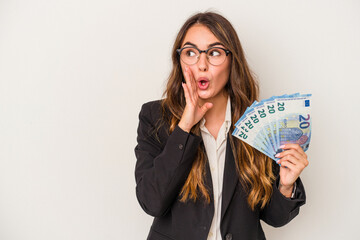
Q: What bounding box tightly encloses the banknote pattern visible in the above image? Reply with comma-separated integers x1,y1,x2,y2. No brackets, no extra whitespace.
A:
232,93,312,161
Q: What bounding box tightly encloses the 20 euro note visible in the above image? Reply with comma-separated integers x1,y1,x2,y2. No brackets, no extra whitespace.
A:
233,101,279,158
233,107,274,157
276,94,312,154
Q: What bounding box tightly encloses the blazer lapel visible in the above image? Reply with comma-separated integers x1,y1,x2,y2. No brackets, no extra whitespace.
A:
203,142,214,202
220,135,239,221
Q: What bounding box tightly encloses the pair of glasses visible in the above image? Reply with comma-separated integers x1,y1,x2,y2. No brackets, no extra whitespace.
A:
176,46,231,66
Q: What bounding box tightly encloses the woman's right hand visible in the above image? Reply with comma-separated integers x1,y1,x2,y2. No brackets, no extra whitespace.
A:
178,66,213,133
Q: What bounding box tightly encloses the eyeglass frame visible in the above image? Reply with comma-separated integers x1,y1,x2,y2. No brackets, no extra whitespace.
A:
176,46,231,66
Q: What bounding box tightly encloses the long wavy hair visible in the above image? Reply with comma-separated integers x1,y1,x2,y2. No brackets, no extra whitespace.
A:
160,12,275,210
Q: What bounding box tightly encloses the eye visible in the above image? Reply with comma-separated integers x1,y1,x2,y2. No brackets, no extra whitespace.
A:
184,48,197,57
208,49,222,57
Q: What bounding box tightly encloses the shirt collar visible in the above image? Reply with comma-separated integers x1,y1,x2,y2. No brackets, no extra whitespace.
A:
224,96,232,133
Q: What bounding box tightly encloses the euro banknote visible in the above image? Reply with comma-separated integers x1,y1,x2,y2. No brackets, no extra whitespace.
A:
232,93,312,161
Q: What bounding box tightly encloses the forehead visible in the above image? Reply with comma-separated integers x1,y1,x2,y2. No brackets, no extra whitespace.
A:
182,24,221,48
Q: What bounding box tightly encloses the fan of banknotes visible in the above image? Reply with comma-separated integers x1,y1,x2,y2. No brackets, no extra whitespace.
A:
232,93,312,161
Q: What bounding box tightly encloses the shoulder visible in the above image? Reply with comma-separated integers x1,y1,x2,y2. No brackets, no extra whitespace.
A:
137,99,170,145
140,99,163,113
139,99,164,123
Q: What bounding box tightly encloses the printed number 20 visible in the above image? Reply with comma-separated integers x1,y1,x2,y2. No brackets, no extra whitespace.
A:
299,114,310,129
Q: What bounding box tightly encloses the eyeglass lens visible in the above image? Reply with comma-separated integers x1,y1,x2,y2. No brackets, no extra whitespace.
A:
180,47,227,65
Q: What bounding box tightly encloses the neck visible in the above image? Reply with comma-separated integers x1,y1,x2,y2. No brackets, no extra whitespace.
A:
201,91,228,123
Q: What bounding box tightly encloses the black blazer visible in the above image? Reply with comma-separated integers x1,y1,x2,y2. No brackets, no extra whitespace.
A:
135,100,306,240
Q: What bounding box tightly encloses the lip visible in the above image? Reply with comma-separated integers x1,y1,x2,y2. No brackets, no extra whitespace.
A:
197,77,210,90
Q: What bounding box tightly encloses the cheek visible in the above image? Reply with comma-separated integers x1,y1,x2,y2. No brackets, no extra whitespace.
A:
215,67,230,85
180,63,196,77
222,63,231,83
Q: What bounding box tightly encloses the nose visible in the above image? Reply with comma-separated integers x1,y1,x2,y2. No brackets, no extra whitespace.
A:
197,52,208,71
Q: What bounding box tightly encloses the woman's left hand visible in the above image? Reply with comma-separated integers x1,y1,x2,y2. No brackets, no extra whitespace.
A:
275,144,309,197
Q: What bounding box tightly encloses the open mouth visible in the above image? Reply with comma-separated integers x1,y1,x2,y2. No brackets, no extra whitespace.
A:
200,80,207,86
198,78,209,90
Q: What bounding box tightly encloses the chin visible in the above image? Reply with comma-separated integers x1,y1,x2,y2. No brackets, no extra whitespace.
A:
197,92,212,100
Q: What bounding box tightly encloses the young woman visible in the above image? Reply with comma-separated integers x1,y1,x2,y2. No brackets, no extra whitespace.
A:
135,12,308,240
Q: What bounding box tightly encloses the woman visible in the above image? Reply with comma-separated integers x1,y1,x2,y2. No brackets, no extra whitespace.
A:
135,11,308,240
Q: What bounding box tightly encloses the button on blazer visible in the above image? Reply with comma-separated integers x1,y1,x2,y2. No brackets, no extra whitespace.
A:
135,100,306,240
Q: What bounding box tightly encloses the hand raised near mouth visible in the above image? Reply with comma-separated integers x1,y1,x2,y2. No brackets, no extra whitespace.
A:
178,66,213,133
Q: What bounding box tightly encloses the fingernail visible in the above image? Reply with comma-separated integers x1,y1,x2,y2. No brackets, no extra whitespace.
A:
280,145,286,149
275,153,280,158
276,160,280,164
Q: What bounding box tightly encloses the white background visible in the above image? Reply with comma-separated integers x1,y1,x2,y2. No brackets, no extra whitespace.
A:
1,0,359,239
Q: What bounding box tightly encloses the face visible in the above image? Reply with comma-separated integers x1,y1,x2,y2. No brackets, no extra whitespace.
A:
180,24,231,103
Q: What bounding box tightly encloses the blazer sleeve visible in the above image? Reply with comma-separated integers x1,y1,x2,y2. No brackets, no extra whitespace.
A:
134,102,202,217
259,163,306,227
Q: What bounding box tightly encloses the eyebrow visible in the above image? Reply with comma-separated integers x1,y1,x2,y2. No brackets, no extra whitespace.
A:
182,41,225,48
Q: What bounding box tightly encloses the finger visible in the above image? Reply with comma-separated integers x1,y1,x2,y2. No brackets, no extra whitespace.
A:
186,67,198,97
278,155,307,172
182,82,192,104
200,102,213,115
275,149,304,163
277,154,299,166
280,144,309,167
282,149,308,167
280,143,306,159
183,67,195,103
278,159,296,171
